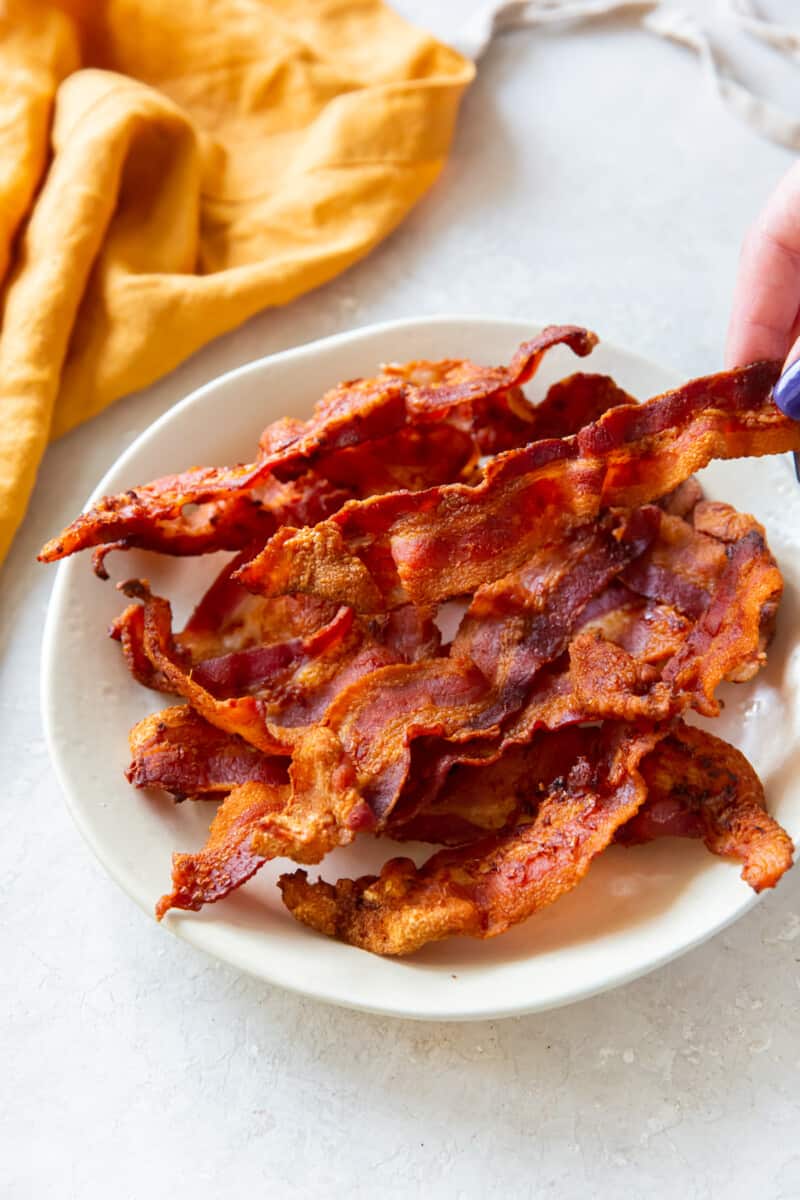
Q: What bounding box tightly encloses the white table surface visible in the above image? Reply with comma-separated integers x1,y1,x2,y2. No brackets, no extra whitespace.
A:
5,3,800,1196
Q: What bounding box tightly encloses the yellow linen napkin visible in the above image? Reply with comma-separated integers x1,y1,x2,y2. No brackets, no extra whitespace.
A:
0,0,473,567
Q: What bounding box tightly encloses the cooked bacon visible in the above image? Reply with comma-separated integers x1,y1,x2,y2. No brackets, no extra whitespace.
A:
555,524,780,726
619,510,730,620
156,727,369,918
620,725,793,890
110,603,166,690
127,706,288,797
312,425,477,496
117,574,453,898
135,499,781,916
522,373,636,440
118,578,443,760
182,548,299,646
189,607,356,698
374,355,624,453
237,360,793,610
42,472,350,577
38,326,796,947
117,571,441,719
179,551,338,664
256,326,596,468
110,561,340,692
279,721,793,953
278,724,665,955
287,508,660,825
122,505,653,733
387,503,776,828
658,476,704,519
151,708,793,919
148,513,660,912
392,724,794,895
388,726,592,845
155,781,288,918
118,582,293,755
661,530,782,714
39,327,597,568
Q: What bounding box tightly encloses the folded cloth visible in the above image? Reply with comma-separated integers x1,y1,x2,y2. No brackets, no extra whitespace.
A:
0,0,472,567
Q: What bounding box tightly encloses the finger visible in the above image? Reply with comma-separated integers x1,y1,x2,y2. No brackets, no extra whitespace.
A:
773,328,800,420
725,160,800,369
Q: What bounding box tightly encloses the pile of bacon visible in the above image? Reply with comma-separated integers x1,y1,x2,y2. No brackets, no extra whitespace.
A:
40,326,800,956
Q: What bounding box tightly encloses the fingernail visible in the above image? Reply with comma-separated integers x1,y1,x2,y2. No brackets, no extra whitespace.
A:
773,357,800,419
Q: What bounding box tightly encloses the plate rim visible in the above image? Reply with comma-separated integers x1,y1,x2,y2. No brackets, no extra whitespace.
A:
40,313,767,1022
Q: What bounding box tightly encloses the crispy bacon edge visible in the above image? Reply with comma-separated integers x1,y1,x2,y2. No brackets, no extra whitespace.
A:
236,360,795,610
38,326,598,566
278,724,665,955
392,724,794,894
278,722,794,955
625,724,794,892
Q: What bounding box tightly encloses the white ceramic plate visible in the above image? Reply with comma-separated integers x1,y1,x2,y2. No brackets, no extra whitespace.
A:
41,317,800,1021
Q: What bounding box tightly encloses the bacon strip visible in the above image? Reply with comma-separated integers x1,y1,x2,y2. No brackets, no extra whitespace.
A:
256,326,596,471
119,578,444,762
36,325,798,950
120,582,294,755
155,727,369,919
237,361,794,610
53,473,350,580
278,724,665,955
311,425,476,496
658,476,705,519
179,555,338,665
127,706,288,797
150,513,660,913
39,326,597,567
111,585,344,695
619,510,729,620
514,521,780,731
190,608,356,698
150,710,793,919
392,724,793,894
388,726,593,845
619,725,793,891
110,602,168,691
661,530,782,715
521,372,636,441
155,781,288,919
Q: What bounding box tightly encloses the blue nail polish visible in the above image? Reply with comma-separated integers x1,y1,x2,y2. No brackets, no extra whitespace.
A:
773,357,800,419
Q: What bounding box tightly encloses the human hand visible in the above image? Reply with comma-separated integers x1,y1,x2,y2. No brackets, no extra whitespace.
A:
726,161,800,417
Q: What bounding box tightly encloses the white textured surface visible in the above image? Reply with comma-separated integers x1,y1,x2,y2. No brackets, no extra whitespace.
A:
5,2,800,1195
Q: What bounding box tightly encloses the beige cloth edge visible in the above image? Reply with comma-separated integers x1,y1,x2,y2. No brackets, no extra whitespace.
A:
455,0,800,151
